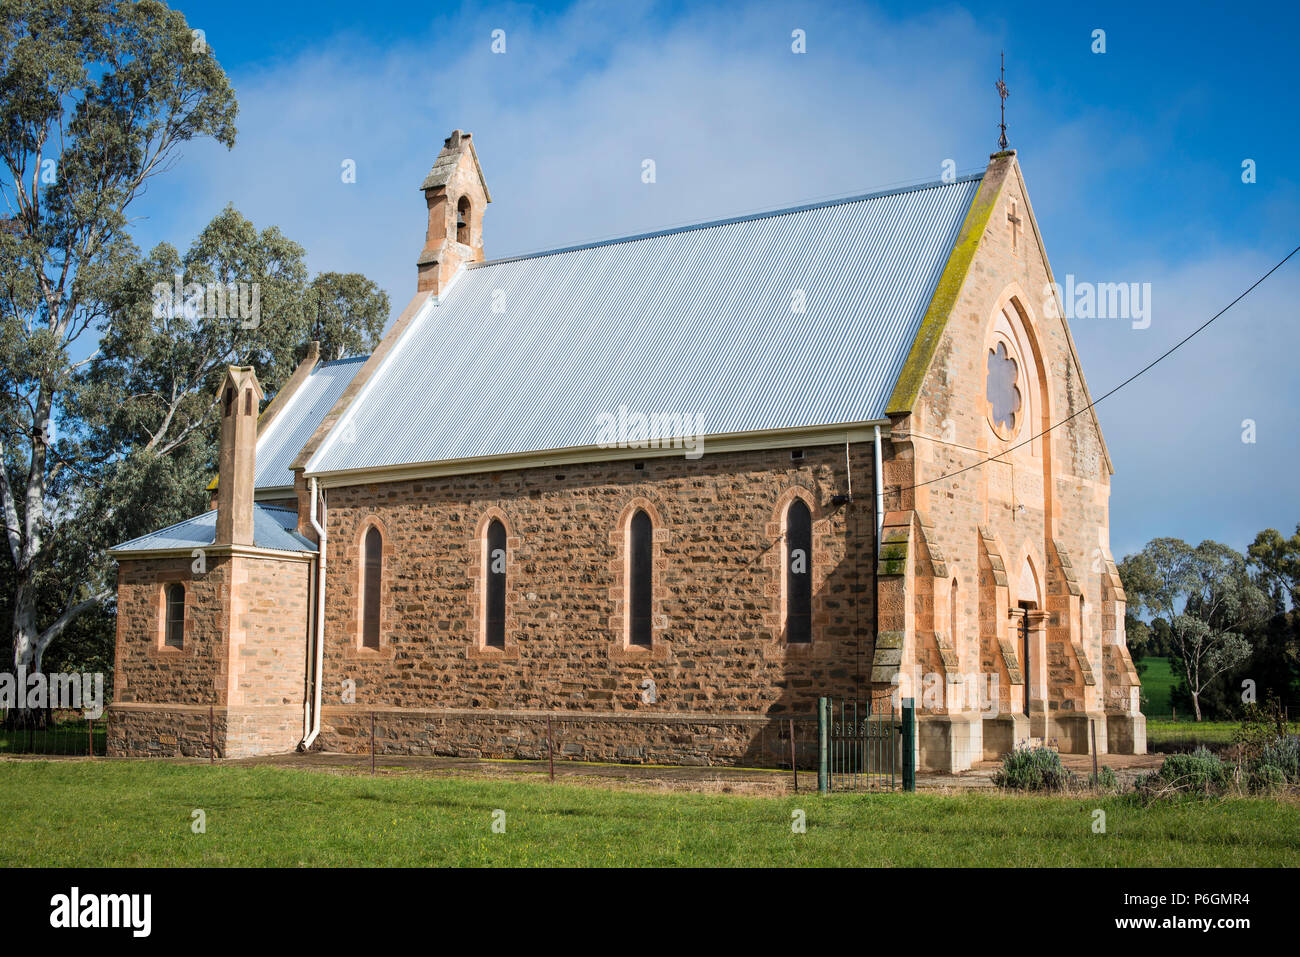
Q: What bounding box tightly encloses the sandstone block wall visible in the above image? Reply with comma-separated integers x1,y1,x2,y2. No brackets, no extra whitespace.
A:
109,551,312,758
322,706,824,768
316,442,877,759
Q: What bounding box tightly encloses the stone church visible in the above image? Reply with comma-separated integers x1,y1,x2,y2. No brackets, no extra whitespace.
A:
108,130,1145,771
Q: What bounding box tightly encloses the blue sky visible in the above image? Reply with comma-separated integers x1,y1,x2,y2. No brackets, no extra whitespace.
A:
126,0,1299,558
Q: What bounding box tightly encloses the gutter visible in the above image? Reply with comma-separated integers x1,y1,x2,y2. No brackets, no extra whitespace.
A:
300,478,327,750
306,419,890,489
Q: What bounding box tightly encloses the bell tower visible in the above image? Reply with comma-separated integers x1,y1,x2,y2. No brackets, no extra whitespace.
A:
416,129,492,295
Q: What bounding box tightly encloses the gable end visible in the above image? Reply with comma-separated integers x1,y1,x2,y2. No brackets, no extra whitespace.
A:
886,151,1014,415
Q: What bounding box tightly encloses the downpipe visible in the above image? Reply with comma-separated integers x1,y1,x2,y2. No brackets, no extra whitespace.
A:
300,477,327,750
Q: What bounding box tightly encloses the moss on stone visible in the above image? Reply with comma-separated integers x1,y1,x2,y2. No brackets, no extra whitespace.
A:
878,542,908,563
885,167,1008,415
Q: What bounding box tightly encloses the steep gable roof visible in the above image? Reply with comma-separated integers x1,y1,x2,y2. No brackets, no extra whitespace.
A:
306,174,983,477
253,355,368,490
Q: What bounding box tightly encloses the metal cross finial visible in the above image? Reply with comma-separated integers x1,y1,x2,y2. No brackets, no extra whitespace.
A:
995,51,1009,150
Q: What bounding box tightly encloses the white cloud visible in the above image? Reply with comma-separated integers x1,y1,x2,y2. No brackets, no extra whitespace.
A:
121,0,1297,554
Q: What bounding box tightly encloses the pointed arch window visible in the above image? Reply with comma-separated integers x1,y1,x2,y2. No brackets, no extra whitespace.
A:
485,519,507,648
456,196,471,245
785,499,812,643
362,526,382,649
628,510,653,647
164,584,185,649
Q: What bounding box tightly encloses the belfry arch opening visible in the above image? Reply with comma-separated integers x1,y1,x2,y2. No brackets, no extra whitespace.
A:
456,196,471,245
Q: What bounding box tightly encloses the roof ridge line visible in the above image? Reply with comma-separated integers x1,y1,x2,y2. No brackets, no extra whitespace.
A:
472,172,984,268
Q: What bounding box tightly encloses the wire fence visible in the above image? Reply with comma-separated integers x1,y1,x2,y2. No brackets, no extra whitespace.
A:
343,703,910,794
1144,703,1300,724
1142,704,1300,754
0,710,107,757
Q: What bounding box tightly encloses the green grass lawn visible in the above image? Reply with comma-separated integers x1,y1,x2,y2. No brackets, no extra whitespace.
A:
1146,718,1243,751
1138,655,1176,715
1,760,1296,867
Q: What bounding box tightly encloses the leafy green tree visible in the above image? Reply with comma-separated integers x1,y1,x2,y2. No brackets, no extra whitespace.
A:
70,207,303,550
0,4,390,716
1244,528,1300,703
1121,538,1269,721
303,272,388,362
1249,526,1300,616
0,0,237,691
70,203,389,547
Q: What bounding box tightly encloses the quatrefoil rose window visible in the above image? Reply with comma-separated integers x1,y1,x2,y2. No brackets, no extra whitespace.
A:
986,340,1022,438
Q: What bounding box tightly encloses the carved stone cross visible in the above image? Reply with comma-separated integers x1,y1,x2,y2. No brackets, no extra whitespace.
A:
1007,200,1023,251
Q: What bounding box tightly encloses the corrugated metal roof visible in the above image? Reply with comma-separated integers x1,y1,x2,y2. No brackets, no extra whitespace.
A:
308,175,981,475
111,504,317,554
255,356,367,489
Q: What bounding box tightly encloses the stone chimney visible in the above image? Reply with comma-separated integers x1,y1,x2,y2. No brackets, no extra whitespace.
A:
214,366,264,547
416,129,491,295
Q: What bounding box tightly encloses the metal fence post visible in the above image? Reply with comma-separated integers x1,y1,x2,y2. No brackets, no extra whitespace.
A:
547,715,555,782
901,697,916,792
789,718,798,792
817,696,829,794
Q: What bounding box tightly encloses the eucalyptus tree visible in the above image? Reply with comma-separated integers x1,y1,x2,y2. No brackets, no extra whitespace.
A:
0,0,237,693
1121,538,1270,721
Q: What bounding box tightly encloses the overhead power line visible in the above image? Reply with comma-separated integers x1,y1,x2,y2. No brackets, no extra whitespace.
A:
895,244,1300,494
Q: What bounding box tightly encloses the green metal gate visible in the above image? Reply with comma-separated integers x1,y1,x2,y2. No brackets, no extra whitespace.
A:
816,696,914,792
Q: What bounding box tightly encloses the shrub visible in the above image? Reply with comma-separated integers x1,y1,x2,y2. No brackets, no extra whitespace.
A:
1233,695,1292,761
1088,766,1118,793
1155,747,1229,792
1257,735,1300,782
1249,763,1287,793
1135,747,1234,799
993,746,1071,792
1133,770,1160,793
